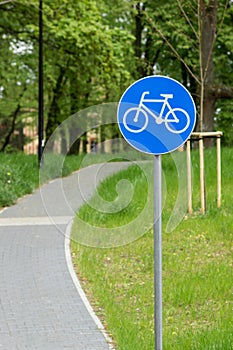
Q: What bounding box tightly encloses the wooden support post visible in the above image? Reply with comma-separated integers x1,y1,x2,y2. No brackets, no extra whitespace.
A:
186,139,192,214
190,131,222,214
216,136,221,208
199,137,206,214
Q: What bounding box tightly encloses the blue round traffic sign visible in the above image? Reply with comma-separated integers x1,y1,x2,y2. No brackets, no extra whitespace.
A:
117,75,196,155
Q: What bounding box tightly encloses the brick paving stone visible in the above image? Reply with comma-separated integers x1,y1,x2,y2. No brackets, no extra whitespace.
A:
0,163,130,350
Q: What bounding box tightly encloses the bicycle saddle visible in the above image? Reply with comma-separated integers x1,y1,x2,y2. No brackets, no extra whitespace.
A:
160,93,173,98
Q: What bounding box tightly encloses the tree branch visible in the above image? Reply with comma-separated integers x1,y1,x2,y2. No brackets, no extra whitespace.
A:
216,0,229,36
0,0,15,5
145,12,200,85
213,85,233,99
176,0,199,40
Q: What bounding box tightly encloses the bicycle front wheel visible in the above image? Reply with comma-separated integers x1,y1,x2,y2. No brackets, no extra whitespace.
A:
165,108,190,134
123,107,148,133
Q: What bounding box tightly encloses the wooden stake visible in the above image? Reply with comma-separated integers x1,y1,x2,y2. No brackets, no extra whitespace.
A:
190,131,222,213
199,137,206,214
217,136,221,208
186,139,192,214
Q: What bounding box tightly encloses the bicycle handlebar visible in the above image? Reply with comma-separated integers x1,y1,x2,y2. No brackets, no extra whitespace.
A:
140,91,174,102
141,91,150,98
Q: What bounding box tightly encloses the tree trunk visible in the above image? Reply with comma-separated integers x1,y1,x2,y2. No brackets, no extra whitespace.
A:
45,66,66,147
134,2,145,77
68,71,81,155
0,85,26,152
0,103,21,152
199,0,218,135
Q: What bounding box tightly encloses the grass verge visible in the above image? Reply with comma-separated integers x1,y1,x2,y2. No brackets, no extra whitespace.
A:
71,147,233,350
0,153,39,207
0,152,84,207
0,151,138,208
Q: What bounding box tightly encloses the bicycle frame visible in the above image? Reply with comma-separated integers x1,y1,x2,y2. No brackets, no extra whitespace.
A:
122,84,191,135
137,91,178,123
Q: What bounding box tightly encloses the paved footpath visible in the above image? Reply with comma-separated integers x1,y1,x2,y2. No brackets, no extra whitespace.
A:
0,162,129,350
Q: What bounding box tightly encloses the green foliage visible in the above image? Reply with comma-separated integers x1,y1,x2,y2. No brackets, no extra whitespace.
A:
0,0,233,148
0,0,134,148
39,0,134,110
215,100,233,146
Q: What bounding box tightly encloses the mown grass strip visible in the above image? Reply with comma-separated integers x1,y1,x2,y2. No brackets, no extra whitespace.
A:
71,148,233,350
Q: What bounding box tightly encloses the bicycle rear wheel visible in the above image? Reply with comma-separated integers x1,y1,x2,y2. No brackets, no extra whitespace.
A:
123,107,148,133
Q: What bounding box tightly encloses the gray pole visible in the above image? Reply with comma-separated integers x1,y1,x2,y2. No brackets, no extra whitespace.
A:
154,155,162,350
38,0,44,166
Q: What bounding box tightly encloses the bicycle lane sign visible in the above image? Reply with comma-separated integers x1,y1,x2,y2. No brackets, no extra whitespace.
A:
117,75,196,155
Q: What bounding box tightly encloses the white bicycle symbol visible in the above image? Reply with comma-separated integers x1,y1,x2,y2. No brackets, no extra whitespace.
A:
123,91,190,134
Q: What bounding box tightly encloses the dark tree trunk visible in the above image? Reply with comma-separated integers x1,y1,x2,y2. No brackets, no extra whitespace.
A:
144,33,153,75
0,104,21,152
18,123,24,151
200,0,218,133
144,32,163,76
134,2,145,77
181,62,188,88
45,66,66,147
0,85,26,152
189,73,198,105
68,72,81,155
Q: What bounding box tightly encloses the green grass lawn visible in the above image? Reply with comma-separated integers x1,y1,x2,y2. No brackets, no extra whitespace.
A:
71,148,233,350
0,149,232,349
0,150,138,208
0,152,86,208
0,153,39,207
0,150,139,208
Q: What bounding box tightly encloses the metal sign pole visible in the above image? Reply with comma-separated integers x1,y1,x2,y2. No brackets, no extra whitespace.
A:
117,75,196,350
154,155,162,350
38,0,44,166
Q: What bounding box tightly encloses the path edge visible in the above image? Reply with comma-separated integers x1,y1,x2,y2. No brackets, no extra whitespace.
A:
64,219,115,350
